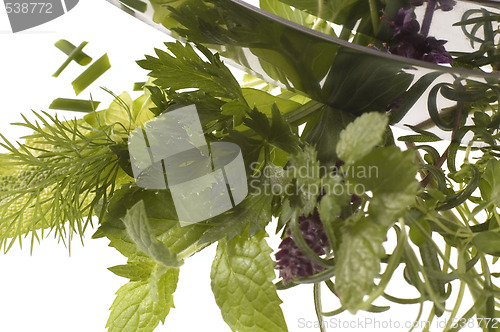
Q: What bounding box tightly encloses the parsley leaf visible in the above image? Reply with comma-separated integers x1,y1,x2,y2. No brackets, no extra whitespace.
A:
137,41,243,101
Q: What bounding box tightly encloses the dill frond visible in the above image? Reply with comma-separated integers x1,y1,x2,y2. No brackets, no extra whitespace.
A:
0,111,121,252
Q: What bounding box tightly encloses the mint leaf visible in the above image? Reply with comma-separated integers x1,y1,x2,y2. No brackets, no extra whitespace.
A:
211,232,288,332
346,147,419,227
106,266,179,332
336,112,389,164
97,184,209,259
122,201,182,268
108,261,155,282
335,217,386,313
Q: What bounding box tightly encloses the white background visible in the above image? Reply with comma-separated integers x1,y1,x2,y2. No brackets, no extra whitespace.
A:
0,1,478,332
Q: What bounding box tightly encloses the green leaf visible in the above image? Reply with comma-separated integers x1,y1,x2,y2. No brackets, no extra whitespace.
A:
335,217,386,313
336,112,389,164
323,48,414,115
287,145,321,216
122,201,182,267
98,185,209,261
303,106,354,165
106,265,179,332
260,0,314,28
277,0,362,26
472,231,500,256
268,104,301,153
243,104,301,154
346,147,419,226
164,0,336,100
389,72,442,124
242,88,301,117
137,42,242,101
211,232,288,332
481,159,500,206
109,261,156,281
199,185,273,244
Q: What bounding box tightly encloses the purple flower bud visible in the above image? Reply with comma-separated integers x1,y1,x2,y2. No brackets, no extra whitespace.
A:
389,8,453,64
392,8,420,37
438,0,456,11
275,213,329,283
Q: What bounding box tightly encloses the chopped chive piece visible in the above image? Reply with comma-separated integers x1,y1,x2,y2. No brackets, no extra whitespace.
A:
53,41,88,78
119,0,147,12
133,82,146,91
72,54,111,96
49,98,100,113
54,39,92,66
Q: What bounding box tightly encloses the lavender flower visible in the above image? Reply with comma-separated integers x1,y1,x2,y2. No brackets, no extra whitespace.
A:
275,212,329,283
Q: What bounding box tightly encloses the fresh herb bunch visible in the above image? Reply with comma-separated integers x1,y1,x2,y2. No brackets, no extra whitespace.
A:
3,0,500,331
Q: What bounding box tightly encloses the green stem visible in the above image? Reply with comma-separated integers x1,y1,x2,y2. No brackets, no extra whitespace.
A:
444,281,466,331
368,0,380,34
314,283,326,332
420,0,437,37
